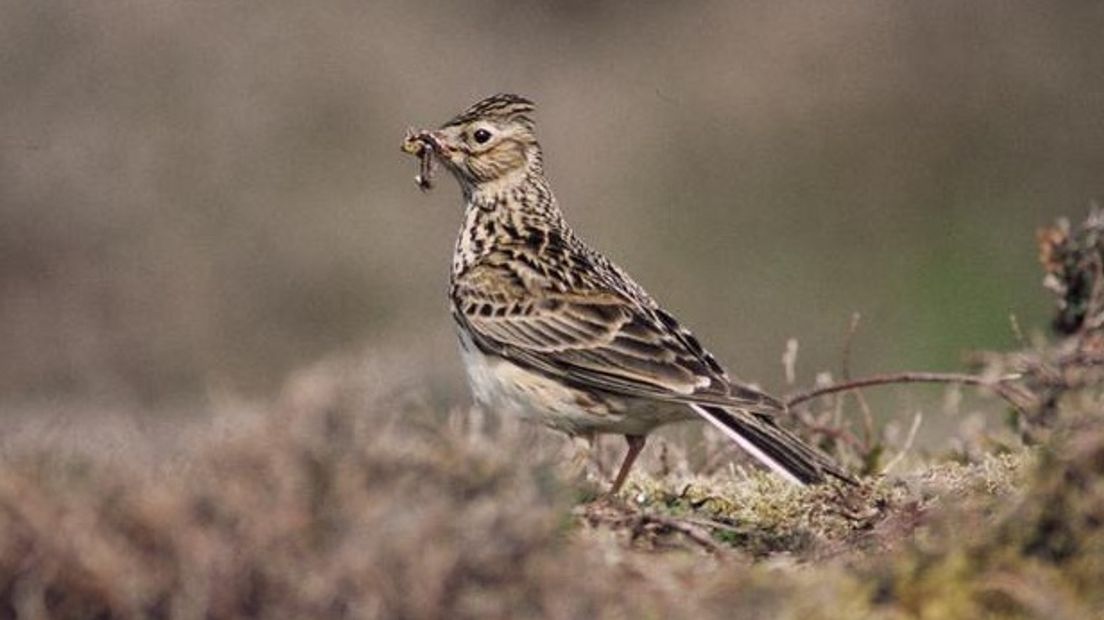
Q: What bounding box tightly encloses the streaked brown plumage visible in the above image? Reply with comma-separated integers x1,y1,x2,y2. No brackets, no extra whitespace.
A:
403,94,855,493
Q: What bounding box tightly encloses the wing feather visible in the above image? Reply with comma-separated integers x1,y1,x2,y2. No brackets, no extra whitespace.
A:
452,264,782,413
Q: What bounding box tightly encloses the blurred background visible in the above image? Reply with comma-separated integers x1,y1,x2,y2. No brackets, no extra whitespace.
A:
1,1,1101,430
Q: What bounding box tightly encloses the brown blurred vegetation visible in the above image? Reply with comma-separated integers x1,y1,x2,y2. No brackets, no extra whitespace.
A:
2,1,1102,415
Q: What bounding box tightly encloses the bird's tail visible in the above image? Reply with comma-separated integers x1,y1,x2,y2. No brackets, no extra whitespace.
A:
690,403,856,485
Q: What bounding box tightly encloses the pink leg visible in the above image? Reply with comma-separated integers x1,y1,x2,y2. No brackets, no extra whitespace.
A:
610,435,647,495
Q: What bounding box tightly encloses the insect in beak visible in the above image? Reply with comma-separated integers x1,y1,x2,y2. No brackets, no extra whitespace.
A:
402,128,444,191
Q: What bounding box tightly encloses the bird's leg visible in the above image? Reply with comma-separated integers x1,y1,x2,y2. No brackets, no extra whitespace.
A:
609,435,647,495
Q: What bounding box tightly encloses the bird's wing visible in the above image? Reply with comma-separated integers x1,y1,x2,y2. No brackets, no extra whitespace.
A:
452,264,783,413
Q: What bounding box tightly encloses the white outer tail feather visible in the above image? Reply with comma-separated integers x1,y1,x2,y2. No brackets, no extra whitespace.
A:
690,403,805,486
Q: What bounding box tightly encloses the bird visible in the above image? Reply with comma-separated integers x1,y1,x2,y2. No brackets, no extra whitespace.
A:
402,93,855,494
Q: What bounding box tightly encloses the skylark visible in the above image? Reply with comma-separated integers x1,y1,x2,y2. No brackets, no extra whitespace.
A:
403,94,855,493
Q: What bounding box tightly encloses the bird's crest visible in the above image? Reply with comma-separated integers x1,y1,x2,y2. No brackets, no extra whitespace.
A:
445,93,536,129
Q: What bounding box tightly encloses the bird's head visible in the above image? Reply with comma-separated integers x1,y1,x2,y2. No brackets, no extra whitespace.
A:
402,94,542,192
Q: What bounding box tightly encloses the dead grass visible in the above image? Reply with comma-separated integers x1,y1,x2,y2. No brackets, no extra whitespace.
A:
0,346,1097,619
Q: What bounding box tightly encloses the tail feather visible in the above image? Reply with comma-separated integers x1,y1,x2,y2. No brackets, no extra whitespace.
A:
691,404,856,486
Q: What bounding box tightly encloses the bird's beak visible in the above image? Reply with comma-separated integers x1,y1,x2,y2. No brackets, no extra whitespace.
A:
402,129,453,158
424,130,449,155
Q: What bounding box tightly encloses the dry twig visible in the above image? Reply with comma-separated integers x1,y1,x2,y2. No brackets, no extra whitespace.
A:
785,371,1026,413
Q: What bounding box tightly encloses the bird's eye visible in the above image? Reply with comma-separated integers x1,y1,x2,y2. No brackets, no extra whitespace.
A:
473,128,492,144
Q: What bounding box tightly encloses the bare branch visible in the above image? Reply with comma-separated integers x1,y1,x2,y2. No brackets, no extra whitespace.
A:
633,513,724,554
838,312,875,448
881,411,923,475
782,338,799,386
841,312,861,381
785,371,1025,410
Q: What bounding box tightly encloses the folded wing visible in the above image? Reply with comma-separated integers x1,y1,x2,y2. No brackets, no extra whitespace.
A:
452,264,782,413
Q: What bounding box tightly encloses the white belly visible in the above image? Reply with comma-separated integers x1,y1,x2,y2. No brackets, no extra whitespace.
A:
457,330,690,436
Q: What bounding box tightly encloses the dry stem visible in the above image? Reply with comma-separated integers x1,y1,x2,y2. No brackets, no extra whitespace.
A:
785,371,1026,411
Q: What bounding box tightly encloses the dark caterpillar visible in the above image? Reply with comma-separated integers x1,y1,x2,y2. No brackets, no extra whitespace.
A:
401,129,438,191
